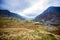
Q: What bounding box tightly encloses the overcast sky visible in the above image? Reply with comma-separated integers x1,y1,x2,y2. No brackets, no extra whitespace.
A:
0,0,60,20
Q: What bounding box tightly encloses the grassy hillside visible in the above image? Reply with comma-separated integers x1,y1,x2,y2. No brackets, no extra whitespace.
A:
0,17,59,40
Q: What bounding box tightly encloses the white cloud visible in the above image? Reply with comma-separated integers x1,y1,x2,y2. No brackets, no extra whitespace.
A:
0,0,60,20
49,0,60,6
18,0,60,20
17,0,49,18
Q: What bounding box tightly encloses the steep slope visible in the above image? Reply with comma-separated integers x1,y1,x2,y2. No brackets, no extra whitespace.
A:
34,7,60,26
0,10,25,20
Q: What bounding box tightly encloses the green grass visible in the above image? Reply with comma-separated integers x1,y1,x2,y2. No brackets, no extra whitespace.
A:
0,19,12,22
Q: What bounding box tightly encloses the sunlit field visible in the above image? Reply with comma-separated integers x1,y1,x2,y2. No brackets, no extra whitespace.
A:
0,17,60,40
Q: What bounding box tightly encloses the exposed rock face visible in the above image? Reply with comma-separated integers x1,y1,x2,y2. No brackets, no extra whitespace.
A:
34,7,60,26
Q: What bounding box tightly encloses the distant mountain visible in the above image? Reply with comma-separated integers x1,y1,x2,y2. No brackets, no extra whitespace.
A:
34,7,60,26
0,10,25,20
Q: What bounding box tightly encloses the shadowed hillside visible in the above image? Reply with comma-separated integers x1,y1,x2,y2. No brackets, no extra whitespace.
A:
0,10,25,20
34,7,60,26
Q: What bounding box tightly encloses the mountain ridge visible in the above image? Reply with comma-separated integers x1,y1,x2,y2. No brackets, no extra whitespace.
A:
0,10,25,20
34,6,60,26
